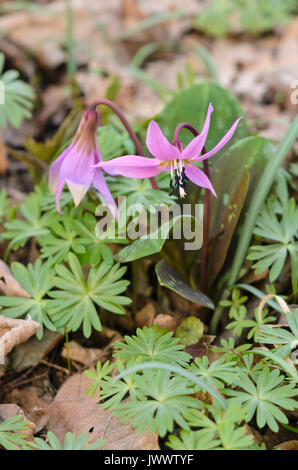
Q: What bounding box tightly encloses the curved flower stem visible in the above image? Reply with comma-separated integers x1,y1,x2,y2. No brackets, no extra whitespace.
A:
173,122,210,292
89,98,158,189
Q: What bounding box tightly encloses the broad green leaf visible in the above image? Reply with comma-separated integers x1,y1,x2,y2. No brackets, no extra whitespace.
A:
155,259,214,309
175,316,204,346
209,136,272,238
207,167,249,285
117,214,202,263
155,82,247,157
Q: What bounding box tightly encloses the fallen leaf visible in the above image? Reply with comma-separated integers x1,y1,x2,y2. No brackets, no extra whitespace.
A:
0,403,36,443
47,372,159,450
136,302,155,327
10,329,63,372
7,387,49,433
0,260,31,297
61,340,103,367
0,314,40,358
153,313,181,331
274,440,298,450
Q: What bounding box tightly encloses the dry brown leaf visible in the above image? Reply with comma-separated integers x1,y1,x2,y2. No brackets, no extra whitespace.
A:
135,302,155,327
7,387,49,433
153,313,181,331
0,403,36,443
185,334,216,359
10,329,63,372
0,260,31,297
47,372,159,450
61,340,103,367
0,315,40,358
274,440,298,450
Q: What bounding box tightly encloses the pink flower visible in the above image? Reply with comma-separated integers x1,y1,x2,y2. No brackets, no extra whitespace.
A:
94,104,242,198
49,109,116,214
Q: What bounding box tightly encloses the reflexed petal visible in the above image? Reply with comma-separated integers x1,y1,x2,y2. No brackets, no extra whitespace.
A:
185,164,217,197
95,155,163,178
180,103,213,160
60,148,95,186
146,120,180,160
93,170,118,219
66,179,88,207
55,176,66,214
195,117,243,162
49,145,72,194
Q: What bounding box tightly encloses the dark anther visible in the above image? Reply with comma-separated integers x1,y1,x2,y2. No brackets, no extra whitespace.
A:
174,169,180,188
169,178,174,195
182,167,188,181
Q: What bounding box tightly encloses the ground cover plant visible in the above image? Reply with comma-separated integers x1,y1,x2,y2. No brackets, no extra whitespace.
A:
0,0,297,453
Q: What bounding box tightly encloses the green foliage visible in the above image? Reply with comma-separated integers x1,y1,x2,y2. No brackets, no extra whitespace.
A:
27,431,105,450
113,325,191,366
0,52,35,128
98,358,145,409
107,172,175,211
167,403,256,450
0,189,10,224
257,308,298,360
1,193,55,251
113,369,199,437
85,322,297,446
247,197,298,292
175,316,204,346
72,212,127,267
48,253,131,337
0,259,56,339
0,415,30,450
194,0,297,37
220,287,248,318
187,356,238,389
39,208,87,265
85,360,115,396
225,367,298,432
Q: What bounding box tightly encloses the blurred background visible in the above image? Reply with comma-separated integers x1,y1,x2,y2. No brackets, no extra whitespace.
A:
0,0,297,191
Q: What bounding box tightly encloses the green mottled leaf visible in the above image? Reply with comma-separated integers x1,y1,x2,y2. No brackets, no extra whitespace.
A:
155,259,214,309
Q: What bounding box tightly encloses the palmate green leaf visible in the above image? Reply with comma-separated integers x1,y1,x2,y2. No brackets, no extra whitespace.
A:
113,369,201,437
98,358,145,410
171,402,256,450
0,259,55,339
113,325,191,367
39,211,86,265
48,253,131,338
1,193,57,251
85,360,115,397
0,415,30,450
257,309,298,359
167,429,221,450
225,305,256,337
224,367,298,432
228,115,298,289
72,212,128,267
26,431,105,451
247,197,298,291
187,356,238,389
97,124,135,161
0,52,35,128
106,172,175,211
